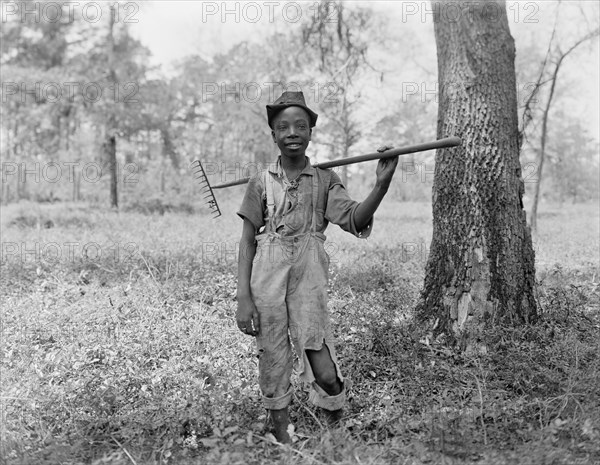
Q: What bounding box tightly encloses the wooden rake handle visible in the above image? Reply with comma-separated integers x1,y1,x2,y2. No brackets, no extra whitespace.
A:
211,136,461,189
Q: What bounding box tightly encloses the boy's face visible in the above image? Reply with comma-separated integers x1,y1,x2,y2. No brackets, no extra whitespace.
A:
271,106,312,160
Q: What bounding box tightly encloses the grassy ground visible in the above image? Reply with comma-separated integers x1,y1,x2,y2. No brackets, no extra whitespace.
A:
1,197,599,465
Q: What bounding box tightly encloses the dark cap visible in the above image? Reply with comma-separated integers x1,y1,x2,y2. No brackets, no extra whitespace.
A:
266,91,318,129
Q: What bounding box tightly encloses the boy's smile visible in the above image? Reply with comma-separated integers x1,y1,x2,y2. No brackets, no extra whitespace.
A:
271,106,312,160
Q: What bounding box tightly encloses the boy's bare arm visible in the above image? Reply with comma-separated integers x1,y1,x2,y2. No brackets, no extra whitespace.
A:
236,219,260,336
354,148,399,231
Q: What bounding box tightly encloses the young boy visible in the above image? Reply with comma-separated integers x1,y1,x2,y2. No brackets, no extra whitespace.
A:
236,91,398,443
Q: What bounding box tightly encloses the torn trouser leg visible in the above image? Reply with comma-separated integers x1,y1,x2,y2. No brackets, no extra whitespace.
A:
309,380,347,411
301,340,348,411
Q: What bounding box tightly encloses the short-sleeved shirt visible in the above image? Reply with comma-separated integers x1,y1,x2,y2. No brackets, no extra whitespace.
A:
237,156,373,238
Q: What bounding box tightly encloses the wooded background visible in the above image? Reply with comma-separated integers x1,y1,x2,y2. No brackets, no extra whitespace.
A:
2,2,600,463
1,1,598,217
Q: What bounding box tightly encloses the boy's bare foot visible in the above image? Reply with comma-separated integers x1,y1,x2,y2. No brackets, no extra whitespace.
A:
322,408,344,427
270,408,291,444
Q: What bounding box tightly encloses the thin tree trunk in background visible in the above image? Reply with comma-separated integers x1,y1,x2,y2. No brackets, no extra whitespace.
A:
341,143,349,186
161,127,179,169
105,4,118,209
529,30,599,234
71,164,80,202
11,118,21,202
17,129,28,200
340,89,349,186
3,118,13,204
104,134,117,206
417,1,537,351
529,70,557,235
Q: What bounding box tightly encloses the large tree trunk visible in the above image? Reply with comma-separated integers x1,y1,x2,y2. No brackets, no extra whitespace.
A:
417,1,537,351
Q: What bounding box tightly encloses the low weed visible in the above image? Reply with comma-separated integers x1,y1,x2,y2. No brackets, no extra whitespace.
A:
1,200,598,464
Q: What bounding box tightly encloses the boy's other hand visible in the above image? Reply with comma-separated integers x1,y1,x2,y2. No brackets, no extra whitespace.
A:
375,145,399,190
236,296,260,337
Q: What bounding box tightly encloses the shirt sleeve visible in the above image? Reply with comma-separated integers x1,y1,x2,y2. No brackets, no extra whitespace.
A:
324,170,373,238
237,173,265,232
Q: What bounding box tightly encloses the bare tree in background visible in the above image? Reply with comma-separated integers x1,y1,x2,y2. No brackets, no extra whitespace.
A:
521,23,599,234
418,1,537,351
301,1,380,186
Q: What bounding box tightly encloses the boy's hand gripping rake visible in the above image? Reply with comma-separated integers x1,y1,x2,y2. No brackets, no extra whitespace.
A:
191,159,222,218
192,136,461,218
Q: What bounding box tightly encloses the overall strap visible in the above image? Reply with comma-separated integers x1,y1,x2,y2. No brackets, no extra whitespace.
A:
264,169,275,232
310,168,319,233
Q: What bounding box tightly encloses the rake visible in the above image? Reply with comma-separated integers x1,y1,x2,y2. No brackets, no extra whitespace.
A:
191,159,222,218
192,136,461,218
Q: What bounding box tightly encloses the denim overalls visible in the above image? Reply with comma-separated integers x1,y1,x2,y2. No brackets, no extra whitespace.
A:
250,167,346,411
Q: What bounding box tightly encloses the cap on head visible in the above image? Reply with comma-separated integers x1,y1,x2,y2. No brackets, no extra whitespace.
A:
266,91,318,129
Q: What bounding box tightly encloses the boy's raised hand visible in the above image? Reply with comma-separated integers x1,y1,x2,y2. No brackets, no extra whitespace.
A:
375,145,399,190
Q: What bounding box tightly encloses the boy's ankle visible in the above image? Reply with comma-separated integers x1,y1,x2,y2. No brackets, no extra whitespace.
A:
269,408,291,444
321,408,344,427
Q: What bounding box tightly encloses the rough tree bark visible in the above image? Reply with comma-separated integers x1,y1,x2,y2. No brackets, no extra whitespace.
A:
417,1,537,351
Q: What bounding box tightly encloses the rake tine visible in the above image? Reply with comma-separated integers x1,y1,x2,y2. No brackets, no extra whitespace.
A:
190,160,222,218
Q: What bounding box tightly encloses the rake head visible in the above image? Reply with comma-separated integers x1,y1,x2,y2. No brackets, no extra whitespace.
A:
191,160,221,218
